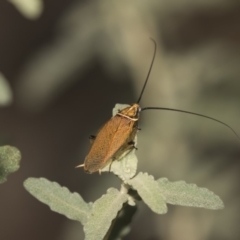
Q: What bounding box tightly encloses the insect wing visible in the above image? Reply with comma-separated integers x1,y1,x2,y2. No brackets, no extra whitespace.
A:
84,115,132,172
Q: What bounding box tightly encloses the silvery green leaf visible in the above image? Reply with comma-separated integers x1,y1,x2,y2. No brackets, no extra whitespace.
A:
102,104,138,180
0,146,21,183
24,178,91,224
127,172,167,214
8,0,43,19
112,104,130,116
84,188,128,240
157,178,224,210
0,73,13,106
102,148,138,181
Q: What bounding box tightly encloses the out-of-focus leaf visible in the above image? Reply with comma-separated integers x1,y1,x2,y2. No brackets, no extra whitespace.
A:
157,178,224,210
84,188,128,240
24,178,91,224
8,0,43,19
127,172,167,214
0,73,13,106
0,146,21,183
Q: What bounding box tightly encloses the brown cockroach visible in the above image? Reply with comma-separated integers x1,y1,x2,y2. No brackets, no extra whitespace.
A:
77,39,239,174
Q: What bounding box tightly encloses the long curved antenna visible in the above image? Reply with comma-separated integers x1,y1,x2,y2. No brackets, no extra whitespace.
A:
137,38,157,104
141,107,240,141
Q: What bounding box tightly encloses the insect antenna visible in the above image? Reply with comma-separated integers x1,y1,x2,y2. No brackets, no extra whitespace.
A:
137,39,240,141
141,107,240,141
137,38,157,104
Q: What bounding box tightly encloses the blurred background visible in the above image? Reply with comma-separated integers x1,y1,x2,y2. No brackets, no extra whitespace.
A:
0,0,240,239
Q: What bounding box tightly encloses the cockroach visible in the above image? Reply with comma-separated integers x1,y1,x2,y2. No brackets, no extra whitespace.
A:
77,39,239,174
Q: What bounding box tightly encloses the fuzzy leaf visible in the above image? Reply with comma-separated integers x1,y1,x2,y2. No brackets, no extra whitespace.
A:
0,146,21,183
112,104,130,116
127,172,167,214
24,178,91,224
0,73,13,106
84,188,128,240
102,148,138,181
157,178,224,210
102,104,138,180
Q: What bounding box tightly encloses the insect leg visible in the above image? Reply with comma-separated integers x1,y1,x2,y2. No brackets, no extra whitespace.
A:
89,135,96,144
128,141,138,150
108,160,113,173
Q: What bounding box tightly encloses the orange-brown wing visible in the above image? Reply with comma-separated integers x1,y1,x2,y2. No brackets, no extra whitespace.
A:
84,115,126,172
106,116,136,159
